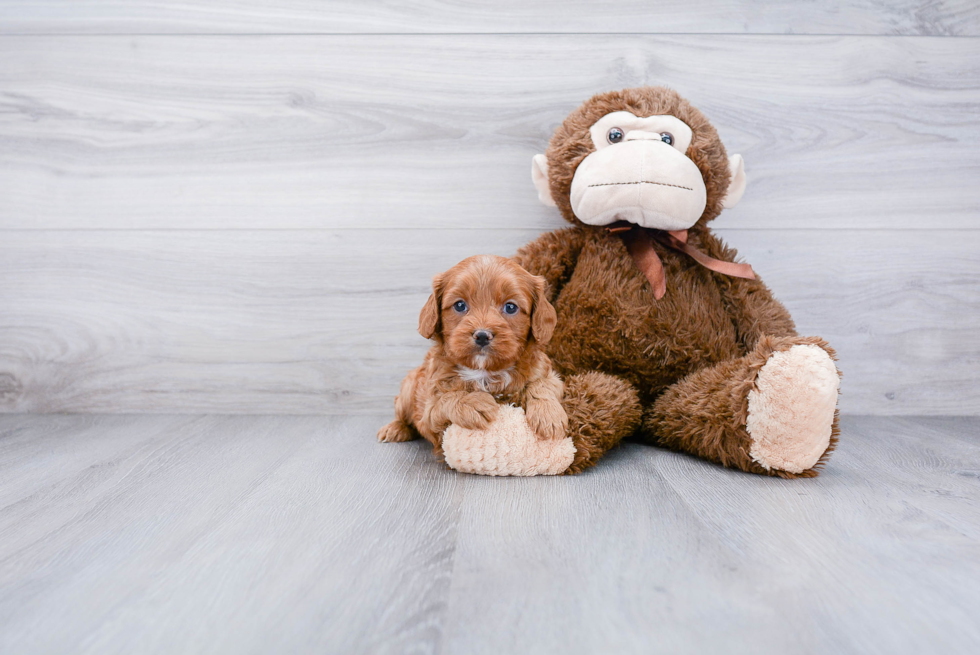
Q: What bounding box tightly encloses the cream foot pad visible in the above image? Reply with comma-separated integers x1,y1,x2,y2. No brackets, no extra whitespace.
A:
746,344,840,474
442,405,575,476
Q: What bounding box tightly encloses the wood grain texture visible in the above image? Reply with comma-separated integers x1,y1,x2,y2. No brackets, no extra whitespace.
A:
1,1,978,35
0,414,464,654
0,35,978,231
1,229,976,416
1,414,978,653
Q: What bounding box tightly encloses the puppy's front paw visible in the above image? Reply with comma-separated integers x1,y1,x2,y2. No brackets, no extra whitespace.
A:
452,392,500,430
526,399,569,441
377,419,415,443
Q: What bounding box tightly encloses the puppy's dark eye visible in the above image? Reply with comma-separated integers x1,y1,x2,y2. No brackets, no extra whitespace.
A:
503,302,519,315
606,127,624,144
453,300,467,313
660,132,674,146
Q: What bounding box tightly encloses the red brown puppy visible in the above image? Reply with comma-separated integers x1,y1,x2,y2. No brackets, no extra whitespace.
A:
377,255,567,457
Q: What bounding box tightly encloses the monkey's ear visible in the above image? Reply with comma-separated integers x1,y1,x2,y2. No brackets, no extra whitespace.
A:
418,275,443,340
721,154,747,209
531,154,558,208
530,275,557,345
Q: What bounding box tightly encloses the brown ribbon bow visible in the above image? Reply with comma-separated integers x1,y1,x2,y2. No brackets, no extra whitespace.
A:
606,222,756,299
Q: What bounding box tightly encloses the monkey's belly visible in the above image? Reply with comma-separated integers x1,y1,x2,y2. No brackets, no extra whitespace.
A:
547,258,741,402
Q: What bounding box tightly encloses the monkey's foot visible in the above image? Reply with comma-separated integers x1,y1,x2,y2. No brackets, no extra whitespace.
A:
442,405,575,476
746,344,840,474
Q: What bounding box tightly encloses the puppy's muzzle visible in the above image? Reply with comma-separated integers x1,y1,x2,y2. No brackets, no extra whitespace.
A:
473,330,493,348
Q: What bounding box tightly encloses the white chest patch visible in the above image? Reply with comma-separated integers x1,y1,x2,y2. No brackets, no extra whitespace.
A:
457,366,513,393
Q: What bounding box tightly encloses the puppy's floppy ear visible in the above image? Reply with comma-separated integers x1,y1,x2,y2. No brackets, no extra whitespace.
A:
418,274,444,340
529,275,557,345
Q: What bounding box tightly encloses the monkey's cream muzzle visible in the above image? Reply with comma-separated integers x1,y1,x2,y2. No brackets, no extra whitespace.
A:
531,111,746,230
569,137,707,231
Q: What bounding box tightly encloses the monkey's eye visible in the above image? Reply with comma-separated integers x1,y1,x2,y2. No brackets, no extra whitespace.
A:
453,300,467,313
660,132,674,146
606,127,624,144
503,302,519,315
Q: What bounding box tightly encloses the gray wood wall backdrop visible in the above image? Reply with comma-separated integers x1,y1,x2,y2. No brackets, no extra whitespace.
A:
1,2,978,416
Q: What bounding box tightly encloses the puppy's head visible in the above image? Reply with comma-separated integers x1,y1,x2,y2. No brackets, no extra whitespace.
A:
419,255,556,371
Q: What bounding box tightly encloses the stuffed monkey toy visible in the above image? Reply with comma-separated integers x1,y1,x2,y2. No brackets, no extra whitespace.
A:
442,86,841,478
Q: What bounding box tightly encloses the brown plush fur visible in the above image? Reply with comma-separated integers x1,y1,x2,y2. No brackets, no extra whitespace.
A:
561,371,642,475
378,255,568,455
514,86,841,476
646,335,840,478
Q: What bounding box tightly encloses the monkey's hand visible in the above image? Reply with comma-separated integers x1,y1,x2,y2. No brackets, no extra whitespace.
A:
450,391,500,430
525,398,569,441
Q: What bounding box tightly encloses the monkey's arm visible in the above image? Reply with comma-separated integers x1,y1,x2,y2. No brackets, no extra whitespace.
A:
701,232,798,352
513,226,589,302
725,275,798,350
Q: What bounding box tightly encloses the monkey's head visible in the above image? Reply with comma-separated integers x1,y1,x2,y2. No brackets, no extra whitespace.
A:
532,87,746,230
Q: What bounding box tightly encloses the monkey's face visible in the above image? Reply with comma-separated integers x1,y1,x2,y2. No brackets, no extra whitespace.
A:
569,111,707,230
531,87,746,230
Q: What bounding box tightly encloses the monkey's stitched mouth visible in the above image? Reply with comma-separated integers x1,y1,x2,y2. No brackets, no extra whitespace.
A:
588,181,694,191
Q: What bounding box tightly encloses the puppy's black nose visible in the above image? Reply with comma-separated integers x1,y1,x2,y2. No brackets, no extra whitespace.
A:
473,330,492,347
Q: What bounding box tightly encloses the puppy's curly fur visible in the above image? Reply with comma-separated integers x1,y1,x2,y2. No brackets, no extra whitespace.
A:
378,255,568,456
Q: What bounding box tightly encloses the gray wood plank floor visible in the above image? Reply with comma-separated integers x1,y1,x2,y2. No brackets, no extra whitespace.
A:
2,0,977,35
2,229,977,416
2,27,978,417
2,35,977,232
1,414,978,654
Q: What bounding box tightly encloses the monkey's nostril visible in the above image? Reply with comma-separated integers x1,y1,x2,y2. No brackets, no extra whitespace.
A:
473,330,492,347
